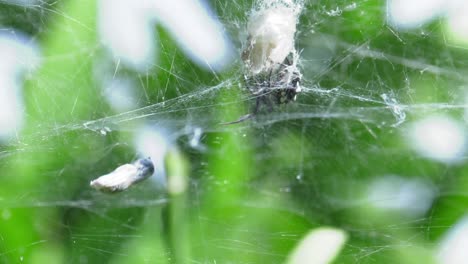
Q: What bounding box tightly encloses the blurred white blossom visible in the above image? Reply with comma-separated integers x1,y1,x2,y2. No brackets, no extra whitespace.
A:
135,127,170,185
98,0,233,72
406,115,466,163
367,175,436,217
0,32,40,141
102,77,138,112
387,0,468,42
437,215,468,264
287,227,347,264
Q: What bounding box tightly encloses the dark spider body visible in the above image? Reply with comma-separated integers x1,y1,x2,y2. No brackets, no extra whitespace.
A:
223,53,301,125
246,55,301,105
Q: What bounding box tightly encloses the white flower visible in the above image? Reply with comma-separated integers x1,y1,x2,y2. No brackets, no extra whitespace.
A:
98,0,233,72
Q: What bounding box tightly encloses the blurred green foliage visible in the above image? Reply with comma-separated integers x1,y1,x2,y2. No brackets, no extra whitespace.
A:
0,0,468,263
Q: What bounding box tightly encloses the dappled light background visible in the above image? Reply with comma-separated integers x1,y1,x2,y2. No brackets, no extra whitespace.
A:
1,0,468,263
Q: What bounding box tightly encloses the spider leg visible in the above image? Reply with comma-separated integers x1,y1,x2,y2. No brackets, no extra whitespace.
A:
220,95,260,125
265,95,275,111
220,113,254,125
266,67,277,111
268,68,273,87
252,95,261,115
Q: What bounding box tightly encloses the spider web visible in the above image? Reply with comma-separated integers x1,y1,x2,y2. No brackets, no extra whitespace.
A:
0,0,467,263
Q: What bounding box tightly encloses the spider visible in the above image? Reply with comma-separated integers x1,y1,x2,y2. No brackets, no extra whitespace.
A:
223,52,302,125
